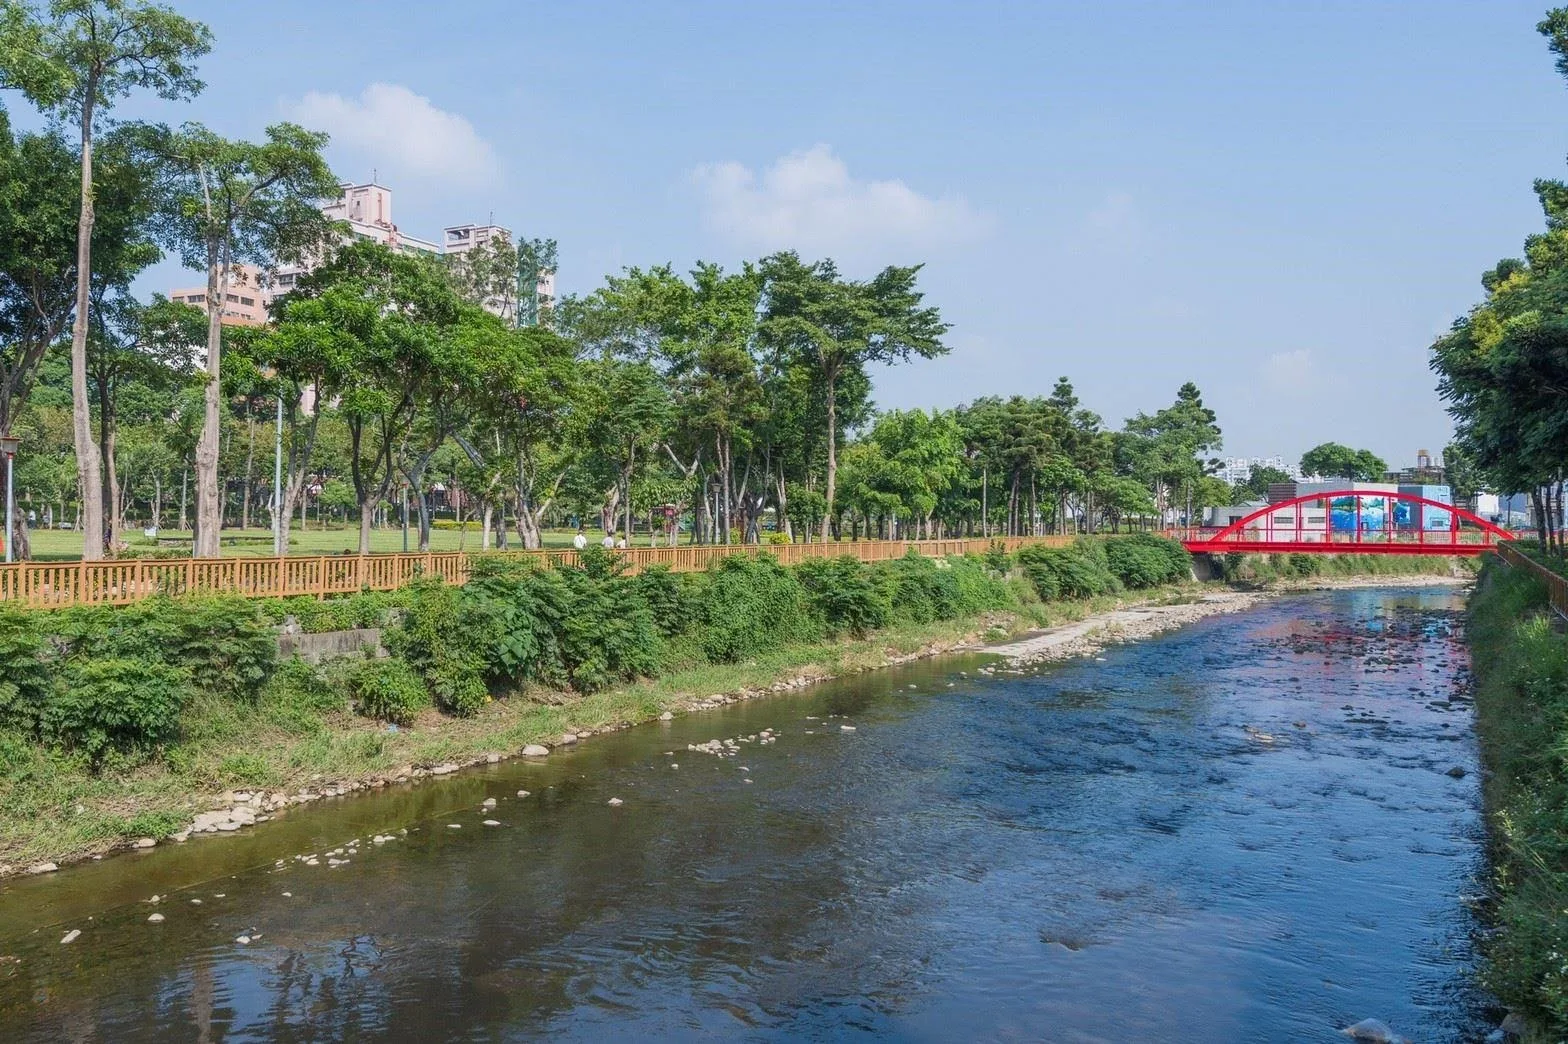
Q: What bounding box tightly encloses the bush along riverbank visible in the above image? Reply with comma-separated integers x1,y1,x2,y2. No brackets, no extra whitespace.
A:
0,537,1203,874
1467,557,1568,1039
1214,550,1476,586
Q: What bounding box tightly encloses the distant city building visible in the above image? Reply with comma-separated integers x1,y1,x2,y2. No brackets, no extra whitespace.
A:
167,263,270,326
1383,447,1446,486
1215,455,1305,486
170,181,546,326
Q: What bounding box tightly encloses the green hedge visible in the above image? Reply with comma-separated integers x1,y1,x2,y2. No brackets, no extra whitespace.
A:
0,542,1170,771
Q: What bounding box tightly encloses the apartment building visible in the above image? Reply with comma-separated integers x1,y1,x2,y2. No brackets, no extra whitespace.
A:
167,263,270,326
170,182,543,325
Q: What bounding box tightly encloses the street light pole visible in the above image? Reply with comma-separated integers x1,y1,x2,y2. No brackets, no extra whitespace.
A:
273,394,284,556
0,435,20,564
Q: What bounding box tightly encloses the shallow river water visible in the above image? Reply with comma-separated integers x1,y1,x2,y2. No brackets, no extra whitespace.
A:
0,586,1488,1042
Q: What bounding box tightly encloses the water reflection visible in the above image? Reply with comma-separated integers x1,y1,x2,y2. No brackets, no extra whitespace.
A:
0,587,1488,1041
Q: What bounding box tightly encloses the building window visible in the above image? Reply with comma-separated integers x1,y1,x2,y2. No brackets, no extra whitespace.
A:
186,294,205,303
240,297,255,306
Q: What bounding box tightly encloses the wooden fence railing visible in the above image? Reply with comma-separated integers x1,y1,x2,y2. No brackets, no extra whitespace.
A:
1496,542,1568,621
0,535,1073,610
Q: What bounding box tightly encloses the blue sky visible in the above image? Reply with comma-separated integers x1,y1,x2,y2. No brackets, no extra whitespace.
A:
111,1,1568,466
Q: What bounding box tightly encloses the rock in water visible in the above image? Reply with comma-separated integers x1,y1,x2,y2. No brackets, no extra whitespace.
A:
1341,1018,1403,1043
607,798,624,806
559,733,578,745
1446,765,1467,779
147,913,164,923
59,930,80,944
521,745,549,758
658,711,674,721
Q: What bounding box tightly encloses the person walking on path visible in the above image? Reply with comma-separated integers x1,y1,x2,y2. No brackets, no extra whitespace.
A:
573,528,588,550
601,531,615,549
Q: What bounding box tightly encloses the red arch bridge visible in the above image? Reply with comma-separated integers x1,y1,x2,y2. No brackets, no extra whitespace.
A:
1167,489,1514,556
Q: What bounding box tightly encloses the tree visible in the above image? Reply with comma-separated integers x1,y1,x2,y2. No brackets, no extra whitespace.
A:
1122,382,1222,524
154,121,336,557
0,117,161,554
1299,442,1386,482
760,252,948,540
0,0,209,559
87,293,197,546
1234,464,1292,501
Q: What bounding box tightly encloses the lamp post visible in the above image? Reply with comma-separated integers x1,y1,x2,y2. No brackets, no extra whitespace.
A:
0,435,19,563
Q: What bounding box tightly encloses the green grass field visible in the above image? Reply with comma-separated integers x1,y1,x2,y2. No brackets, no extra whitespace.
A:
23,525,601,561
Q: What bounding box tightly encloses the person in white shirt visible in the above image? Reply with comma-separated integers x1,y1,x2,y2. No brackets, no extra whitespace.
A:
573,528,588,550
601,532,615,549
616,536,627,549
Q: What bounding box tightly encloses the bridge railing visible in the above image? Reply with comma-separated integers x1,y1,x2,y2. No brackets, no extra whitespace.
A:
1168,526,1506,548
1496,542,1568,620
0,535,1072,610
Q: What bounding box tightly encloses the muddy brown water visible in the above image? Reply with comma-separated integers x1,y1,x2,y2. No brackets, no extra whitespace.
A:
0,586,1488,1041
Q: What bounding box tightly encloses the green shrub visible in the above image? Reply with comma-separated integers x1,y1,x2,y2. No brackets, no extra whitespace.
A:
0,607,52,734
1017,539,1120,600
798,556,891,636
44,658,189,761
58,596,275,702
1103,534,1191,589
258,591,406,633
633,565,691,637
549,549,663,691
346,657,431,725
983,541,1012,573
694,554,814,661
388,579,490,716
261,658,345,733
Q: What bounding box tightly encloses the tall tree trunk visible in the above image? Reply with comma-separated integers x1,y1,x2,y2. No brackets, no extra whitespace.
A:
240,412,255,530
819,373,837,542
179,467,188,531
71,92,105,561
194,241,230,558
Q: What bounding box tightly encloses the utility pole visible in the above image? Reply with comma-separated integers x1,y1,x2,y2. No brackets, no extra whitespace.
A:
272,394,284,556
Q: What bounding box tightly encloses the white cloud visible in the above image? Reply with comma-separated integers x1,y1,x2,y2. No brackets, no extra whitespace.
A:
286,83,499,187
691,145,990,257
1262,348,1314,389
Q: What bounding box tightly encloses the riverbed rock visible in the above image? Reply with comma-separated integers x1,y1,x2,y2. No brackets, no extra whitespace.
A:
26,862,57,875
60,930,80,944
146,913,164,923
521,744,550,758
132,837,156,848
1446,765,1467,779
430,763,458,776
840,725,857,732
607,798,624,806
1499,1011,1527,1037
481,797,497,808
659,712,674,721
1340,1018,1405,1043
235,935,251,945
559,733,578,745
482,819,500,827
485,753,501,764
516,790,530,798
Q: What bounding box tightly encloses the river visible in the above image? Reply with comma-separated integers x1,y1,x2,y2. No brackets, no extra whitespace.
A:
0,586,1489,1041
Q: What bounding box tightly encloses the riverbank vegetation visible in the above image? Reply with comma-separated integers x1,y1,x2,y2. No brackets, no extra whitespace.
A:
1467,558,1568,1038
1431,12,1568,554
0,537,1203,870
1215,552,1474,585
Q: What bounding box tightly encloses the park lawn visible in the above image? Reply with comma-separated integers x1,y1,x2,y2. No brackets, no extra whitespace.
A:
22,526,603,561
